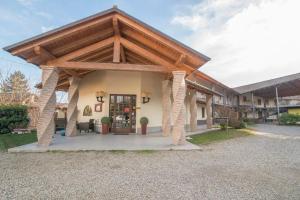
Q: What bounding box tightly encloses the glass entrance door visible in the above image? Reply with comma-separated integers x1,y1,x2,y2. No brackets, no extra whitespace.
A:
109,94,136,134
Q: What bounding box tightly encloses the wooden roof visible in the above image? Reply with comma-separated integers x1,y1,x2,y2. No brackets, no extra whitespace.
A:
4,6,210,91
234,73,300,98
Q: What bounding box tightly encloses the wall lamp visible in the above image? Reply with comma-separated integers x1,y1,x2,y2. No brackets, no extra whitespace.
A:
141,92,151,104
96,91,106,103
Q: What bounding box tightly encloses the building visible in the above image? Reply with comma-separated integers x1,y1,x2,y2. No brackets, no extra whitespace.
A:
234,73,300,121
4,7,300,148
4,6,233,147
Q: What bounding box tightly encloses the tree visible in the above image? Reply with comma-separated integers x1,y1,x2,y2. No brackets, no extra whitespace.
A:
0,70,30,93
0,71,32,105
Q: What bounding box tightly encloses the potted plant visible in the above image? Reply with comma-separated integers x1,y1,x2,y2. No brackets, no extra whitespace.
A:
140,117,149,135
101,116,110,134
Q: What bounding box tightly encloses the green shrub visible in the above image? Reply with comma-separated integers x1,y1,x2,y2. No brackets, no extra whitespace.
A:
220,123,228,130
239,121,247,129
279,113,300,125
101,116,111,124
140,117,149,125
0,105,29,134
230,120,246,129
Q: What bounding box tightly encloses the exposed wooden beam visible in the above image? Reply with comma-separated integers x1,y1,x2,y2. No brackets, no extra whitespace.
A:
122,28,178,60
126,53,148,64
93,55,113,62
125,51,153,64
52,28,113,55
11,15,113,55
76,47,112,62
112,16,120,36
175,54,186,66
113,36,120,63
116,14,206,66
34,46,56,59
120,37,178,71
55,61,169,73
48,37,114,64
63,69,79,77
120,45,126,63
27,46,56,63
36,47,79,77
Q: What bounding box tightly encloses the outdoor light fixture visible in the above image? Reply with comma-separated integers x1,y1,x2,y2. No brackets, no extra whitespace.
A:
141,92,151,104
96,91,106,103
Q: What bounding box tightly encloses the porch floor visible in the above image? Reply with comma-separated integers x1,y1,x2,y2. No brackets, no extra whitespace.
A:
8,133,201,152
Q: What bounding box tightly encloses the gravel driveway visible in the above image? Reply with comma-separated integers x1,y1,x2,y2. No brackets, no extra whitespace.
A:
0,125,299,200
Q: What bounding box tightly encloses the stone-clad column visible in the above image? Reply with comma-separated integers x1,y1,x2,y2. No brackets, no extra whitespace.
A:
206,94,213,129
172,71,186,145
37,67,59,146
189,89,197,131
66,76,80,137
162,79,172,136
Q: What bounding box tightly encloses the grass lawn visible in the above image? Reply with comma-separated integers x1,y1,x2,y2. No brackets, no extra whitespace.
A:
188,128,252,145
0,132,37,151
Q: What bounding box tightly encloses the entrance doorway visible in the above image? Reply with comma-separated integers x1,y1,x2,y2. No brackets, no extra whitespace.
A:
109,94,137,134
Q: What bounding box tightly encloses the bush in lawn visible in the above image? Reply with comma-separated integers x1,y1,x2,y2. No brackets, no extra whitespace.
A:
279,113,300,125
220,122,228,130
230,119,246,129
0,105,29,134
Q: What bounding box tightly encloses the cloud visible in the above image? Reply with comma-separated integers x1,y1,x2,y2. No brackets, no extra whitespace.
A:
16,0,37,7
171,0,300,87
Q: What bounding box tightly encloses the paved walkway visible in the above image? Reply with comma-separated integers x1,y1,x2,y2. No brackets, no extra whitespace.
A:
250,124,300,139
8,133,201,152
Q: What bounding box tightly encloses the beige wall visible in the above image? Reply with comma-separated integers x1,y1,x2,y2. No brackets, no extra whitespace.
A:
56,109,66,119
77,71,164,132
239,93,277,108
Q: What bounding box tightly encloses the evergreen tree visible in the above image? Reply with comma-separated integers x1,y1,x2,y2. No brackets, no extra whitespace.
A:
0,71,30,93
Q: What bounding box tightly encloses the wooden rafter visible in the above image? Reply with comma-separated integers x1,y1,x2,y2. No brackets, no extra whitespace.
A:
93,55,113,62
125,50,153,63
120,37,178,71
48,37,114,64
54,61,169,73
126,52,149,64
116,14,205,66
52,28,113,56
11,15,113,55
37,47,79,77
175,54,186,66
76,47,112,62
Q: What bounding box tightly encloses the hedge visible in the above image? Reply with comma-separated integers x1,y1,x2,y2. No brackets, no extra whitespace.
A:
279,113,300,125
0,105,29,134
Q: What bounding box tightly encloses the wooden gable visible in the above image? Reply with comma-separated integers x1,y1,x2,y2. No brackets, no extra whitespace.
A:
4,6,210,90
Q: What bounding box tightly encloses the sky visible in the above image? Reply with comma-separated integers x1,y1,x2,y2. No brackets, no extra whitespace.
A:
0,0,299,92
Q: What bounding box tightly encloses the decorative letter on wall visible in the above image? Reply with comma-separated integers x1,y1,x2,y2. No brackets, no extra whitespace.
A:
83,105,92,116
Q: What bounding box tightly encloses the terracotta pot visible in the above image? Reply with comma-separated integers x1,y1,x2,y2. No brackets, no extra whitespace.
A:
102,124,109,134
141,124,147,135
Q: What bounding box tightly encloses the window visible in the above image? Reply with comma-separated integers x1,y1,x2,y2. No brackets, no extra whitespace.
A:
258,99,262,105
243,96,247,102
202,107,205,118
265,99,269,106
